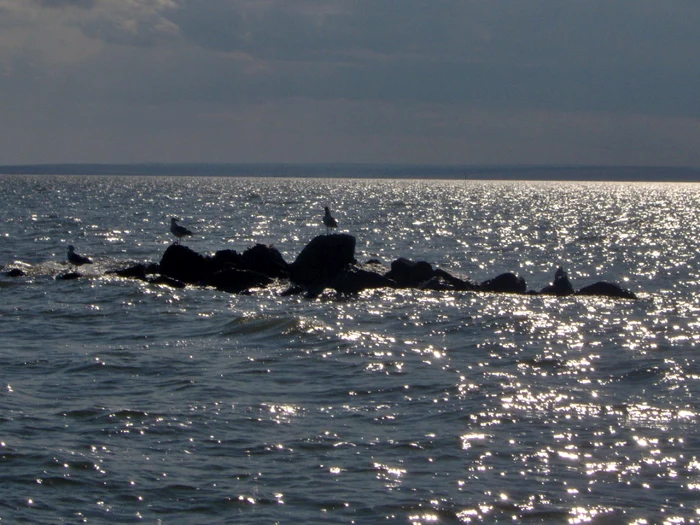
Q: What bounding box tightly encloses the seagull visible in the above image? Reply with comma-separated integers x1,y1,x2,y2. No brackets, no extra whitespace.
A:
67,245,92,266
170,217,193,244
323,206,338,234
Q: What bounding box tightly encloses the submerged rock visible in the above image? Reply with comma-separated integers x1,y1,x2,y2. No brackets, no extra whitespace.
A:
576,281,637,300
480,272,527,294
4,268,26,277
56,271,82,280
290,234,356,287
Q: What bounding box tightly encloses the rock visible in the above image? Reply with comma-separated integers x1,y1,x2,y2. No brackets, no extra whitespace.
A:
56,271,82,280
281,285,306,297
331,265,396,295
540,266,574,296
386,258,435,287
107,263,148,280
240,244,289,278
480,272,527,294
159,244,213,284
147,275,186,289
433,268,478,291
4,268,26,277
158,244,284,293
290,234,356,286
211,249,242,272
207,268,272,293
420,276,456,291
576,281,637,300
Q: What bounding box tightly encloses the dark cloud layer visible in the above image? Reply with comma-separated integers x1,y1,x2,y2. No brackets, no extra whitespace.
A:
35,0,97,9
2,1,700,165
158,1,700,118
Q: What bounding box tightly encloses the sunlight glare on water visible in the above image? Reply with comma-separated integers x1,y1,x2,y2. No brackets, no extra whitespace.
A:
1,175,699,523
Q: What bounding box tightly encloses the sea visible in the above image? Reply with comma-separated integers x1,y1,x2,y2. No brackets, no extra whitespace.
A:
1,167,699,524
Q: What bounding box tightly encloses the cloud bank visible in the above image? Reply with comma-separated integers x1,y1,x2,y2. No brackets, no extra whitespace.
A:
2,1,699,166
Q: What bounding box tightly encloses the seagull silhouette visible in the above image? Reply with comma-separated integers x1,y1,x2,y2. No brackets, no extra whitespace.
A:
170,217,193,244
67,245,92,266
323,206,338,234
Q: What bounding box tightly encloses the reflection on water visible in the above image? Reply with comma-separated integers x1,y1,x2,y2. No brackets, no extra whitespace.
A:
1,175,700,522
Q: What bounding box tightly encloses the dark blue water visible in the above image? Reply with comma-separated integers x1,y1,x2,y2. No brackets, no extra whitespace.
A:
1,173,699,523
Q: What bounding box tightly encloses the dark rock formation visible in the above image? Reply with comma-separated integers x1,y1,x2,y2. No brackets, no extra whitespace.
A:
208,268,272,293
240,244,289,278
330,265,396,295
433,268,479,291
480,272,527,294
160,244,212,284
576,281,637,300
386,258,435,287
108,263,154,280
540,266,574,296
281,285,306,297
211,249,242,272
158,243,282,293
56,271,82,280
75,234,640,300
146,275,186,289
289,234,356,287
4,268,26,277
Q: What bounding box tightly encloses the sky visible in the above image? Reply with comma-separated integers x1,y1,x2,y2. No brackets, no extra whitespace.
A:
1,0,700,167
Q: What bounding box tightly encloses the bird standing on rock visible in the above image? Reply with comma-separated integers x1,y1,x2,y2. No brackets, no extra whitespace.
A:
323,206,338,234
67,245,92,267
170,217,193,244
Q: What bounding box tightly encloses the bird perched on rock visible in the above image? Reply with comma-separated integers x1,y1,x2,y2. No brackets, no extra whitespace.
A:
323,206,338,234
67,245,92,266
170,217,193,244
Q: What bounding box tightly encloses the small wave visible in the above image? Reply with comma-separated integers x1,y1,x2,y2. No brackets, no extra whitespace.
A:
36,476,88,488
615,366,663,383
60,407,106,420
219,314,322,341
106,409,151,420
519,356,566,369
65,362,142,375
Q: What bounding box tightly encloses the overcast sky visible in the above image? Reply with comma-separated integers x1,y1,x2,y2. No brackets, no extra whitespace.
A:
1,0,699,166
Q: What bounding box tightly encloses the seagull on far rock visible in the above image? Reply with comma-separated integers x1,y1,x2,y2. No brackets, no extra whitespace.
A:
67,245,92,267
170,217,193,245
323,206,338,234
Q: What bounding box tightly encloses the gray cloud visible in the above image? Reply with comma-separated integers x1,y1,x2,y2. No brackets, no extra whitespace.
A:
35,0,97,9
2,0,700,165
154,1,700,118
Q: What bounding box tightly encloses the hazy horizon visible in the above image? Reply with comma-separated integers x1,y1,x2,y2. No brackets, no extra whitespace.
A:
2,162,699,182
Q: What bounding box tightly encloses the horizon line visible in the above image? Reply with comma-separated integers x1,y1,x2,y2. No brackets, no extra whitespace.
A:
1,162,699,182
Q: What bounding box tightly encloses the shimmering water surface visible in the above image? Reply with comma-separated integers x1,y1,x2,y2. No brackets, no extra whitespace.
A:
1,173,700,524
